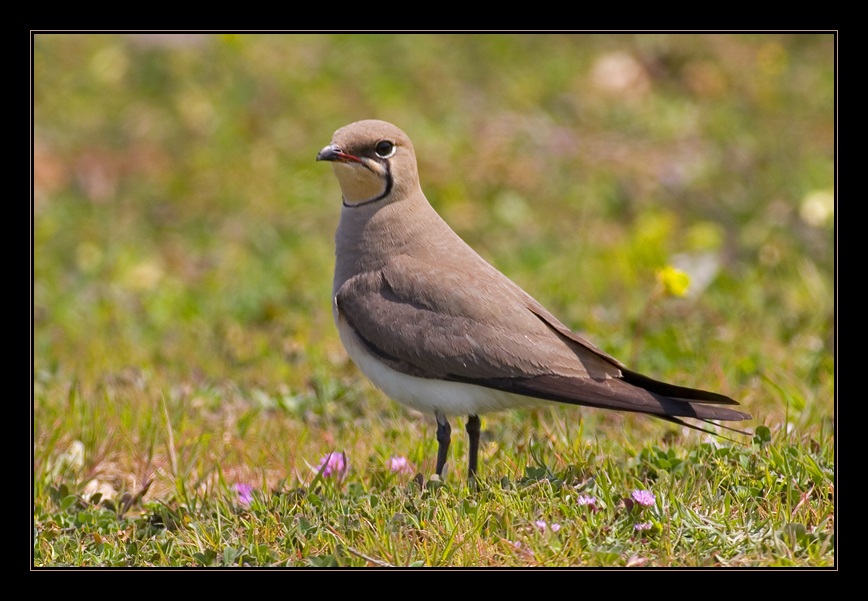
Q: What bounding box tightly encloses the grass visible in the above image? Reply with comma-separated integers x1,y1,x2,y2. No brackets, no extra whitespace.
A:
33,414,833,567
33,32,835,568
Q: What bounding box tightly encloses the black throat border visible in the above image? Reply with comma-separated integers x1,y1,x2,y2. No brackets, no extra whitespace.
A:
342,163,393,208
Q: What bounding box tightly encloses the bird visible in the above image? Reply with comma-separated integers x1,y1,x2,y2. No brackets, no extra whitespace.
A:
316,119,751,484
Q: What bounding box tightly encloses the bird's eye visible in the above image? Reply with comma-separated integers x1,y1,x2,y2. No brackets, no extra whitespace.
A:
374,140,396,158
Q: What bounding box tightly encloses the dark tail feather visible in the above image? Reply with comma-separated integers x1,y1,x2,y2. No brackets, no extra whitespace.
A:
620,368,740,405
453,370,751,443
464,373,751,422
676,401,751,422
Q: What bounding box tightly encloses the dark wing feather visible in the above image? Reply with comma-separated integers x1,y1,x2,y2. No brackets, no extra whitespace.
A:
449,373,750,422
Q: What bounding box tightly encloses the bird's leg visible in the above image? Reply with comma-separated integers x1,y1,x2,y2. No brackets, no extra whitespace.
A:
435,411,451,479
466,414,481,485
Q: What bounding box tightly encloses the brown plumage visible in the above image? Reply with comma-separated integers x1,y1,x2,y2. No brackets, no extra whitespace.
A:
317,119,750,482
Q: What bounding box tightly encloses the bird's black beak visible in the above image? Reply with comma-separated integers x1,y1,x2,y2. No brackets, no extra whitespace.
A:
316,144,361,163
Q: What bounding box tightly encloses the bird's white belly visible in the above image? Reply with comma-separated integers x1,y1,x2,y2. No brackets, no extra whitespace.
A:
336,316,537,416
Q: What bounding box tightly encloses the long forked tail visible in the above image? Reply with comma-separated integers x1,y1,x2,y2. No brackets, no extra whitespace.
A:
619,367,752,439
463,368,752,440
619,367,742,407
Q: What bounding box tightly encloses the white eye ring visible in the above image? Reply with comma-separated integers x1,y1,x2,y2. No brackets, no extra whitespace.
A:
374,140,396,159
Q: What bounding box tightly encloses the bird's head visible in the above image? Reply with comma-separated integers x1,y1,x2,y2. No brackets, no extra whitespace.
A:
317,119,419,207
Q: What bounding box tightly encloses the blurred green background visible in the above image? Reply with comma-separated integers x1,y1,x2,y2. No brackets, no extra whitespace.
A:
33,33,834,491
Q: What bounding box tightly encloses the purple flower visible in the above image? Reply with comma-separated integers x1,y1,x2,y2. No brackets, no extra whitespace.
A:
232,483,254,506
315,452,348,478
534,520,561,532
506,539,535,560
631,489,655,507
576,495,598,508
634,521,653,532
387,455,414,474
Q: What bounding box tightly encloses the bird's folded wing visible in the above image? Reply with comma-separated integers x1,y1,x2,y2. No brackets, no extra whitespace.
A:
335,260,747,420
334,260,623,382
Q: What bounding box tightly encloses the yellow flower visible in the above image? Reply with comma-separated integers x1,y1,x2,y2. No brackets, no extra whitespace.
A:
656,266,691,298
